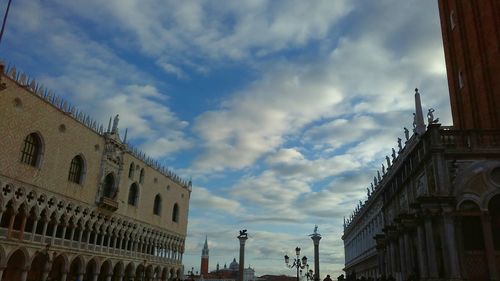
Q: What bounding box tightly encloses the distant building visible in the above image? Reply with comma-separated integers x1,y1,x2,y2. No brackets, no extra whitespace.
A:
0,65,192,281
342,1,500,280
194,239,255,281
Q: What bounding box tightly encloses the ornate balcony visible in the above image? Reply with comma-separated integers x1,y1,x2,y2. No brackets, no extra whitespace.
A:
99,196,119,211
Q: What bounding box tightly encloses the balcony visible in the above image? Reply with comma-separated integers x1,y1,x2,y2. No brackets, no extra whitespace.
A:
98,196,118,211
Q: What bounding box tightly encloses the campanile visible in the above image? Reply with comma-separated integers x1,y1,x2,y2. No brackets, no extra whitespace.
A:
437,0,500,129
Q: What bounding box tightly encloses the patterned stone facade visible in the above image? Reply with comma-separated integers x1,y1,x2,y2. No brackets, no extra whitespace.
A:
0,65,191,281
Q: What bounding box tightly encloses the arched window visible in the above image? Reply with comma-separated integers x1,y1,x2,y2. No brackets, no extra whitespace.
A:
103,173,115,198
128,183,139,206
488,195,500,250
128,163,135,179
153,194,162,215
172,203,179,222
139,168,145,184
20,133,42,167
459,200,484,250
68,155,85,184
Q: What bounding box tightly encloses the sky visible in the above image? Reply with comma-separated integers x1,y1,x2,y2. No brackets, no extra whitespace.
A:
0,0,452,277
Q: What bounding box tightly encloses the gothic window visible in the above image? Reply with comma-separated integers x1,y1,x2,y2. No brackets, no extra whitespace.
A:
128,183,139,206
128,162,135,179
154,194,162,215
103,173,115,198
139,168,145,184
20,133,42,167
459,200,484,250
172,203,179,222
68,155,85,184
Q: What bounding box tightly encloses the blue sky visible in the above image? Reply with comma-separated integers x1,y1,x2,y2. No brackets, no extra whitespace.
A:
1,0,452,277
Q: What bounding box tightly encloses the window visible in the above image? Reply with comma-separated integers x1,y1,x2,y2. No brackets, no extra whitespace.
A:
172,203,179,222
20,133,42,167
139,168,145,184
153,194,162,215
68,155,84,184
128,162,135,179
103,173,115,198
128,183,139,206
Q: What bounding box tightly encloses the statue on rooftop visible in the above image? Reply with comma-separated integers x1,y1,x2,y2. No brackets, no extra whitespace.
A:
112,114,120,133
427,108,439,124
392,148,396,160
404,127,410,141
398,138,402,151
386,155,391,168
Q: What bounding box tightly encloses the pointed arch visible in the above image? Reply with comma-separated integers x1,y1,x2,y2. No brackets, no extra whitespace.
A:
128,183,139,206
20,132,44,167
139,168,145,184
68,154,86,184
103,173,115,198
128,162,135,179
153,194,162,215
172,203,179,223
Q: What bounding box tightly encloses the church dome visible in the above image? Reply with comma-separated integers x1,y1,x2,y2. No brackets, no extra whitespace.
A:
229,258,239,271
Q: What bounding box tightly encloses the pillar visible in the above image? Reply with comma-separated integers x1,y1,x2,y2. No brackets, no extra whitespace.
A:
398,234,407,278
237,231,248,281
69,226,75,241
416,223,428,279
19,214,28,240
20,268,28,281
7,211,17,238
0,267,4,281
310,232,321,281
424,216,439,278
442,211,461,279
481,213,499,280
60,271,67,281
30,218,39,241
42,220,49,237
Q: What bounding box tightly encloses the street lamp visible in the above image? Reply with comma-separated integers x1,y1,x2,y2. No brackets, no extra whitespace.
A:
284,247,308,281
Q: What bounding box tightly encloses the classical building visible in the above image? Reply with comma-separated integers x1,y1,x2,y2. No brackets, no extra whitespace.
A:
0,64,192,281
342,0,500,280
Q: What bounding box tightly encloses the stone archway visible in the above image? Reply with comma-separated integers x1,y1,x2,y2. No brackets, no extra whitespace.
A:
48,254,67,281
135,264,145,281
112,261,124,281
27,252,48,281
146,265,154,281
123,262,135,281
1,248,28,281
98,260,112,281
68,256,85,281
84,258,99,281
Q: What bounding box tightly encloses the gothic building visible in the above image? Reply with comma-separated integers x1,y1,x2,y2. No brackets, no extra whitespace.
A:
0,64,192,281
342,1,500,280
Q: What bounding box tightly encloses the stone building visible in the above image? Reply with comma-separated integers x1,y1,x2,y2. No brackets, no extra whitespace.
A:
0,64,192,281
342,0,500,280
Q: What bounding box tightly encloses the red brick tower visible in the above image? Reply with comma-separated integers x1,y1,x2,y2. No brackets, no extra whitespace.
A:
437,0,500,129
200,236,209,277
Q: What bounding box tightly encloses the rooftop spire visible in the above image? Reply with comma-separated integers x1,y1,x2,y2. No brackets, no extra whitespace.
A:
202,235,209,257
413,88,426,135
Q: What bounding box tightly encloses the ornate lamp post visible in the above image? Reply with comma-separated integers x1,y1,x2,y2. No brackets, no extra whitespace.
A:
284,247,308,281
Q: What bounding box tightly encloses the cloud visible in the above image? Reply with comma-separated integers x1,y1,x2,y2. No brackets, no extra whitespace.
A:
191,186,241,213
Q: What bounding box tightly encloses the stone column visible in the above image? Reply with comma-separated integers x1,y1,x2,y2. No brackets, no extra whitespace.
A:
310,230,321,281
20,268,28,281
42,220,49,237
398,234,407,279
424,216,438,278
442,211,461,279
416,223,428,279
61,225,67,241
481,213,499,280
19,214,28,240
237,231,248,281
69,226,75,241
0,267,4,281
30,218,39,241
60,271,67,281
7,211,17,238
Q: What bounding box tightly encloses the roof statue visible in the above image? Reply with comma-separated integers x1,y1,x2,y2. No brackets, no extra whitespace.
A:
398,137,402,151
386,155,391,168
404,127,410,141
392,148,396,161
238,229,248,239
112,114,119,133
377,170,381,181
382,164,385,175
367,187,371,197
427,108,439,124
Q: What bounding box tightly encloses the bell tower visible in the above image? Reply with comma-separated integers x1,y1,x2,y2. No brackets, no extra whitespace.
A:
200,236,209,277
437,0,500,129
